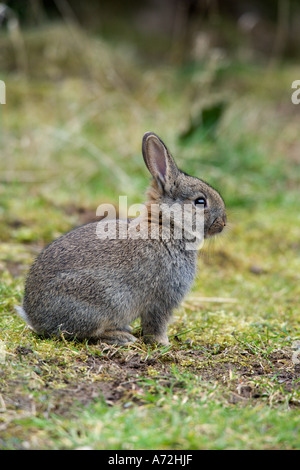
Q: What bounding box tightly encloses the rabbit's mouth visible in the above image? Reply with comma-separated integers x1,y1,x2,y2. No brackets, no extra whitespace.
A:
206,215,226,237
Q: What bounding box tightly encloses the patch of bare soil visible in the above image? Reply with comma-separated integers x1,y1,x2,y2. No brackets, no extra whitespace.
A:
49,345,300,414
62,204,108,225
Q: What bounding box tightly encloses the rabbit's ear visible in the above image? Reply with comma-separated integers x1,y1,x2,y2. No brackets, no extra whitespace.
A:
142,132,178,190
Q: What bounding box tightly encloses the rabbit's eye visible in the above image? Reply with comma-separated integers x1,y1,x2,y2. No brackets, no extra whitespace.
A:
194,197,207,208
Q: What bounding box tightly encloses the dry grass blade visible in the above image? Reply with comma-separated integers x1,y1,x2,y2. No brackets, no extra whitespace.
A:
185,296,238,304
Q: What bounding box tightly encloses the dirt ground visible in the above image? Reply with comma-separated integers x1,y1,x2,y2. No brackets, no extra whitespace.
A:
2,339,298,426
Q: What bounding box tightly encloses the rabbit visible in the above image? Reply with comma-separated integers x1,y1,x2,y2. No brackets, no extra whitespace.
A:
16,132,226,346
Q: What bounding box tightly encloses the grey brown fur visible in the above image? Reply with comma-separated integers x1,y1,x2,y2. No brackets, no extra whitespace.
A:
17,132,226,345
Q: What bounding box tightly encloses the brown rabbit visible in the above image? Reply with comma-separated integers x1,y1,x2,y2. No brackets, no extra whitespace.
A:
16,132,226,345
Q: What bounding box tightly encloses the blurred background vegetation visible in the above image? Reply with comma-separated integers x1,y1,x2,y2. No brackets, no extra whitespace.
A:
0,0,299,250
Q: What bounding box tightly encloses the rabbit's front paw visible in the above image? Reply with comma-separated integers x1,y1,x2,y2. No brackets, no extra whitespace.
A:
143,333,170,346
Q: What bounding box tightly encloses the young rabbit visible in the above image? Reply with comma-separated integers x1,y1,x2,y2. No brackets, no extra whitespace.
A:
16,132,226,345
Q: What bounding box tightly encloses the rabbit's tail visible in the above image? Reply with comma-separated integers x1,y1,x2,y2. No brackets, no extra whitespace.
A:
15,305,35,330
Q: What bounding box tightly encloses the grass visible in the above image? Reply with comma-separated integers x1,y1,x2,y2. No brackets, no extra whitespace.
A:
0,23,300,450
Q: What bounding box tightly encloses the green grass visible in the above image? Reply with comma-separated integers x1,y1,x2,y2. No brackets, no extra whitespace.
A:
8,383,300,450
0,23,299,450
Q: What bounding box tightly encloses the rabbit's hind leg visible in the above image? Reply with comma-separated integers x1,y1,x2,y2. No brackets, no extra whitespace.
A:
92,328,137,345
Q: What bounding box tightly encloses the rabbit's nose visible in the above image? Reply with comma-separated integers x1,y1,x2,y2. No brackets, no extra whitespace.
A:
222,214,227,226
